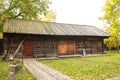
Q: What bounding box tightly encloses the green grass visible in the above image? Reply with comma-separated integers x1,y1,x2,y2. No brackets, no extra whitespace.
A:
39,51,120,80
15,64,36,80
0,61,9,80
0,61,36,80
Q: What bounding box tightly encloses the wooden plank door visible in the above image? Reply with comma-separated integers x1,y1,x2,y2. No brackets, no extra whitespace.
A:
23,40,33,56
92,41,98,54
58,41,76,55
58,41,67,55
68,41,76,54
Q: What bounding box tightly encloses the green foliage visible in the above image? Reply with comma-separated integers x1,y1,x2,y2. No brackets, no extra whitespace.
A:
102,0,120,24
41,9,56,22
100,0,120,49
104,27,120,49
0,0,51,32
40,52,120,80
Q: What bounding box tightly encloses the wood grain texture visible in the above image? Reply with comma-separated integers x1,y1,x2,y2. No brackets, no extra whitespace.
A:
24,59,73,80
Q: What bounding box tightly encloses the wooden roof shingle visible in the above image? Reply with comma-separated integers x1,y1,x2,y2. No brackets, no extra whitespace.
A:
3,19,109,37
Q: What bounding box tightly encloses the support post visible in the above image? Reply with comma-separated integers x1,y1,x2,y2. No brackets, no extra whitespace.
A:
8,63,17,80
21,45,24,64
101,38,104,53
8,72,14,80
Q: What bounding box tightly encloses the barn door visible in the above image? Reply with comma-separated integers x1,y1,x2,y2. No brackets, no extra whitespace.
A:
58,41,76,55
68,41,76,54
23,40,33,56
58,41,67,55
92,41,98,54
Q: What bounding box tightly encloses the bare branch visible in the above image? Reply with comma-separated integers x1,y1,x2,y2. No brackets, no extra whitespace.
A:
14,13,22,18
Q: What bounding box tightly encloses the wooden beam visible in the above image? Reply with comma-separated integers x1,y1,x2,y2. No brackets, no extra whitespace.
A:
14,39,25,57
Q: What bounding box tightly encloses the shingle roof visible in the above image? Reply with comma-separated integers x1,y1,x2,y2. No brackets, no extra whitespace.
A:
3,19,109,37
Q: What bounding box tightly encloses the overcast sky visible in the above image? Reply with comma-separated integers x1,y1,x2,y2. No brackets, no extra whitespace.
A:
50,0,106,28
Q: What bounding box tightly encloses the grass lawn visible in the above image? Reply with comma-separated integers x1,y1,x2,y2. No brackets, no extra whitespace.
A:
0,61,9,80
0,61,36,80
39,51,120,80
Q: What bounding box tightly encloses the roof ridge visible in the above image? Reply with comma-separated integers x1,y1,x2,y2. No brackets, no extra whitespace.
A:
7,18,95,27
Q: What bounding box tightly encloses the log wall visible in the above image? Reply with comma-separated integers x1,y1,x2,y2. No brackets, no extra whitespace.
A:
0,40,3,54
4,34,104,57
76,38,103,54
33,38,57,57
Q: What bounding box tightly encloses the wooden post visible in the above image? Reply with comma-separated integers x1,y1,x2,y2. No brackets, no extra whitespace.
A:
56,40,58,57
21,54,23,64
8,64,17,80
83,37,86,55
8,72,14,80
9,64,16,72
21,45,24,64
101,38,104,53
3,37,8,60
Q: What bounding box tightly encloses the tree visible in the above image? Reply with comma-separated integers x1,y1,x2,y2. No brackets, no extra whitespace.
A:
41,9,56,22
0,0,51,32
100,0,120,51
104,27,120,50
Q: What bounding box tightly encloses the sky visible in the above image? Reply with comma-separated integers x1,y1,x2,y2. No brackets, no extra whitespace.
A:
50,0,106,28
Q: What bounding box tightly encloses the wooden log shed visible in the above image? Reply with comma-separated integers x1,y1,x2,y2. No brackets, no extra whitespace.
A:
3,19,109,57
